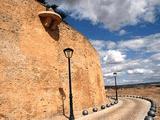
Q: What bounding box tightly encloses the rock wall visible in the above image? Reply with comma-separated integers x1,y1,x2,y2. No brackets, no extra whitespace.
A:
0,0,108,119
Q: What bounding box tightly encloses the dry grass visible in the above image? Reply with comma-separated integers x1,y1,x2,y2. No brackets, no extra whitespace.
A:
106,85,160,120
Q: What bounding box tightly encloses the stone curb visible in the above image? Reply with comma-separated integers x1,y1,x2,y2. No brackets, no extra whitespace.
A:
82,97,118,116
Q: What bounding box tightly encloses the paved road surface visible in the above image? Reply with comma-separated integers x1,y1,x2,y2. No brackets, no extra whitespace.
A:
76,97,150,120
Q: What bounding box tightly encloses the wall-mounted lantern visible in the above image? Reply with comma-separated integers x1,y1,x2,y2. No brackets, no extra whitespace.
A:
38,8,62,30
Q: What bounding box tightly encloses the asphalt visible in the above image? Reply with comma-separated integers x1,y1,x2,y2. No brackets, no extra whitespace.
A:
76,97,151,120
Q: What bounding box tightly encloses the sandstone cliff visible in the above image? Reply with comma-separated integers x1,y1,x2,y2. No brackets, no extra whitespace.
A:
0,0,108,119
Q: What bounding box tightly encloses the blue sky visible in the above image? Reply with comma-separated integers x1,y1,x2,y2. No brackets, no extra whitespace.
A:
47,0,160,85
65,17,160,85
65,15,160,41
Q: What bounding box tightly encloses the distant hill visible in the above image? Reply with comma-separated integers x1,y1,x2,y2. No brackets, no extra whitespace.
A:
105,82,160,89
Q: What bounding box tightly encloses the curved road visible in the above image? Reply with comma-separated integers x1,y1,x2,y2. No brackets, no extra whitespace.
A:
76,97,150,120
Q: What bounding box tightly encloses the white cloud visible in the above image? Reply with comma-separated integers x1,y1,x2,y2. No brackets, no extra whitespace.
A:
91,33,160,85
90,40,116,49
106,41,116,49
104,73,114,77
90,40,116,57
91,33,160,53
48,0,160,31
143,10,156,23
119,39,144,50
103,50,126,63
119,29,126,36
119,33,160,52
127,69,154,74
90,40,106,51
150,53,160,61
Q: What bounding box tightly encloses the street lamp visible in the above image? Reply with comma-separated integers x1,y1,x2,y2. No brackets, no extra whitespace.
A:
63,48,75,120
113,72,118,102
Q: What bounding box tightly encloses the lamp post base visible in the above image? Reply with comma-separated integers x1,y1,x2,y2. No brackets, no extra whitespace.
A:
69,116,75,120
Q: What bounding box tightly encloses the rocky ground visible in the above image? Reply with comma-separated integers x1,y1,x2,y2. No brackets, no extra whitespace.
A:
106,85,160,120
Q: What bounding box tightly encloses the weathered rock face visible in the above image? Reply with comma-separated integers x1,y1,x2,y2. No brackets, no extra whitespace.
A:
0,0,107,119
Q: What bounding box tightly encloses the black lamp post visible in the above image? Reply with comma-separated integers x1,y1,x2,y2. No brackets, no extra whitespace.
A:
63,48,75,120
113,72,118,102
